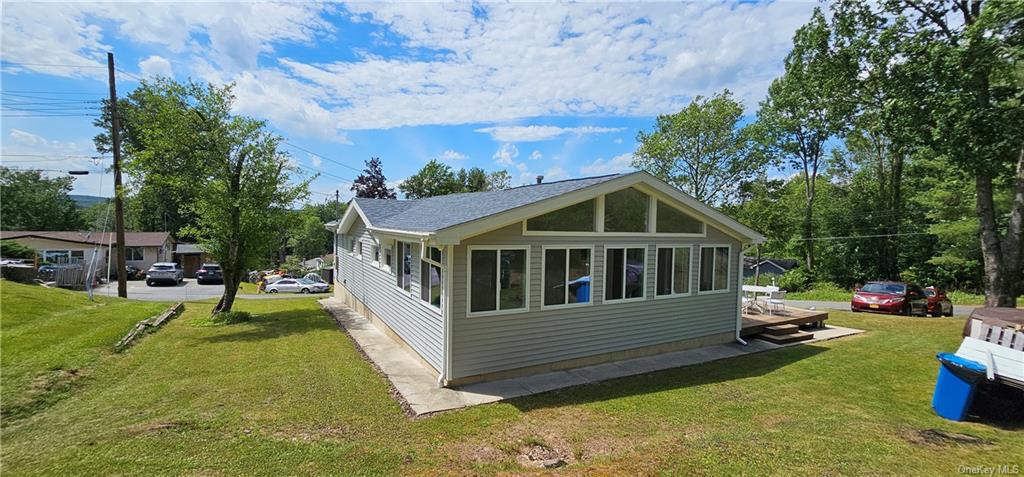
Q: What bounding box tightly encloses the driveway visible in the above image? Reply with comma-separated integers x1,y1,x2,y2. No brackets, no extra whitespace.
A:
789,299,980,317
88,280,327,302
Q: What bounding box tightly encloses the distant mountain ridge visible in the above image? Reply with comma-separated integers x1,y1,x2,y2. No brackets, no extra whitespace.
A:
70,195,109,208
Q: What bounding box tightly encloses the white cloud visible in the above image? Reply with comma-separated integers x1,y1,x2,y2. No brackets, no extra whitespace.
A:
2,129,106,194
309,153,323,169
1,2,814,140
579,153,636,176
492,143,519,167
474,125,624,142
138,55,172,77
438,149,468,162
614,138,624,145
530,150,543,161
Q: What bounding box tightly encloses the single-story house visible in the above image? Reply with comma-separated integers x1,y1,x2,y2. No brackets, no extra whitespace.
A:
742,257,799,278
0,231,173,275
329,171,765,386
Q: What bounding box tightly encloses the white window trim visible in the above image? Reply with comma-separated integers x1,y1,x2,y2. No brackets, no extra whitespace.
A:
355,239,363,260
370,241,380,267
418,255,443,314
602,244,649,304
466,245,531,318
520,188,706,238
698,243,732,295
654,244,696,299
540,245,595,310
395,241,413,296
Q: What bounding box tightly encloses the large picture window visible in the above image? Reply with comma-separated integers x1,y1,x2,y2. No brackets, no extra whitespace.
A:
526,200,596,232
604,188,649,232
420,247,442,308
396,241,412,292
656,201,703,234
469,247,528,314
699,245,730,293
656,246,692,296
543,247,592,307
605,246,646,301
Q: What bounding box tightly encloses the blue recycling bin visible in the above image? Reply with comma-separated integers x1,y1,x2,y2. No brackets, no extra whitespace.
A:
932,352,987,421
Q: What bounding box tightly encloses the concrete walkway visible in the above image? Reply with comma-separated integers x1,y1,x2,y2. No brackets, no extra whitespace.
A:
320,297,865,416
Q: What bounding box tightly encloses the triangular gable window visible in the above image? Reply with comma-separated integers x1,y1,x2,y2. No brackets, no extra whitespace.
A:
525,199,596,232
656,200,703,234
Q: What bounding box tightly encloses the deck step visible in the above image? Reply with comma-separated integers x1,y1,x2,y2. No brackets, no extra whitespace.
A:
757,331,814,344
764,324,800,336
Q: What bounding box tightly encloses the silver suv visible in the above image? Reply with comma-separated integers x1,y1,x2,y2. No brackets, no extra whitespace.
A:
146,262,183,286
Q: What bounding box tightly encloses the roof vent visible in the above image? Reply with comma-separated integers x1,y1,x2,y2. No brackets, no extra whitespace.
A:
536,175,544,184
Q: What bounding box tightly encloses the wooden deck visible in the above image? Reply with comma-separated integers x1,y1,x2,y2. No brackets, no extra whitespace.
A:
741,306,829,336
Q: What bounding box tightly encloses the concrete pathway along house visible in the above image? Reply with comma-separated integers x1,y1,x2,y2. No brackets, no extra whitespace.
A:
320,297,865,416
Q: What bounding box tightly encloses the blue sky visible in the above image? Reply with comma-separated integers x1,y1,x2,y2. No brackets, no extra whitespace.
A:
1,1,815,202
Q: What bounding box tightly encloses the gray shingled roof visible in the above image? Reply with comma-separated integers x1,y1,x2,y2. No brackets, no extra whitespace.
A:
354,173,629,233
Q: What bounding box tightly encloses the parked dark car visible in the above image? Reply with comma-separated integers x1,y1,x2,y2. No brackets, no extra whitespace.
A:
924,286,954,317
851,281,929,316
109,265,144,281
195,263,223,285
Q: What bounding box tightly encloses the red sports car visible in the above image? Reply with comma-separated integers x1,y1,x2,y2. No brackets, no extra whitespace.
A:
851,281,929,316
924,286,954,317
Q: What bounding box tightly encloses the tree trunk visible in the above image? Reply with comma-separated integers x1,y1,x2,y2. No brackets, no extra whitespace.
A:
976,172,1013,307
214,157,245,315
803,193,815,271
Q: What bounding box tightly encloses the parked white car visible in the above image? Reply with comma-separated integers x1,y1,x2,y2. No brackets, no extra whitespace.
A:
146,262,184,286
264,277,329,294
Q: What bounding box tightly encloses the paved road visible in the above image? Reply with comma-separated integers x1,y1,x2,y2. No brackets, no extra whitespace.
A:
789,299,979,317
88,280,327,302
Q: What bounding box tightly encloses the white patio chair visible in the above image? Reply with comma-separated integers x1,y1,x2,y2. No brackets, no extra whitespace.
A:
767,290,786,314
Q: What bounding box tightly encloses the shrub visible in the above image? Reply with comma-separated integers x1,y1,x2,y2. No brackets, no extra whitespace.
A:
778,267,813,292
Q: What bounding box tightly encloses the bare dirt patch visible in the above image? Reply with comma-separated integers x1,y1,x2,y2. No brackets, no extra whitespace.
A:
906,428,992,447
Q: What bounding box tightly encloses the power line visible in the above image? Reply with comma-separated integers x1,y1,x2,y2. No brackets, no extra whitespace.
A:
282,141,362,173
3,60,106,68
1,90,103,95
0,153,108,158
792,232,934,242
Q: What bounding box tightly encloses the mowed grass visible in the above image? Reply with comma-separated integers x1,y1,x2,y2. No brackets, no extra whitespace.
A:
0,280,169,422
1,285,1022,475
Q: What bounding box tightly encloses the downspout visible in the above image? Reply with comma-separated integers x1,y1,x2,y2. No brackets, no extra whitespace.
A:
435,243,454,387
736,243,757,345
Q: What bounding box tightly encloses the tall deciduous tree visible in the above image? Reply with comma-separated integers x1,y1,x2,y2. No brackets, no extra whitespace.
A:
0,168,83,231
122,79,307,314
399,160,458,199
756,8,852,272
94,79,200,238
632,90,764,206
831,0,1024,306
351,157,396,199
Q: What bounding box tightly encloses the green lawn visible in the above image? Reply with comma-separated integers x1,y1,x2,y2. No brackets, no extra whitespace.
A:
2,284,1022,475
0,280,169,422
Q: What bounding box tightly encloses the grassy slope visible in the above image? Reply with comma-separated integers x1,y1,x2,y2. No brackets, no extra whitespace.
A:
0,281,168,421
1,291,1022,475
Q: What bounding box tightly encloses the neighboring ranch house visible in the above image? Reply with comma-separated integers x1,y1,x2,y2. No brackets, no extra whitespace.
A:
330,172,765,386
0,231,173,274
742,258,799,278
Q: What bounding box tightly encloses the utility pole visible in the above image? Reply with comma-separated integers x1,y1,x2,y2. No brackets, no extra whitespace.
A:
107,52,127,298
335,189,340,219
